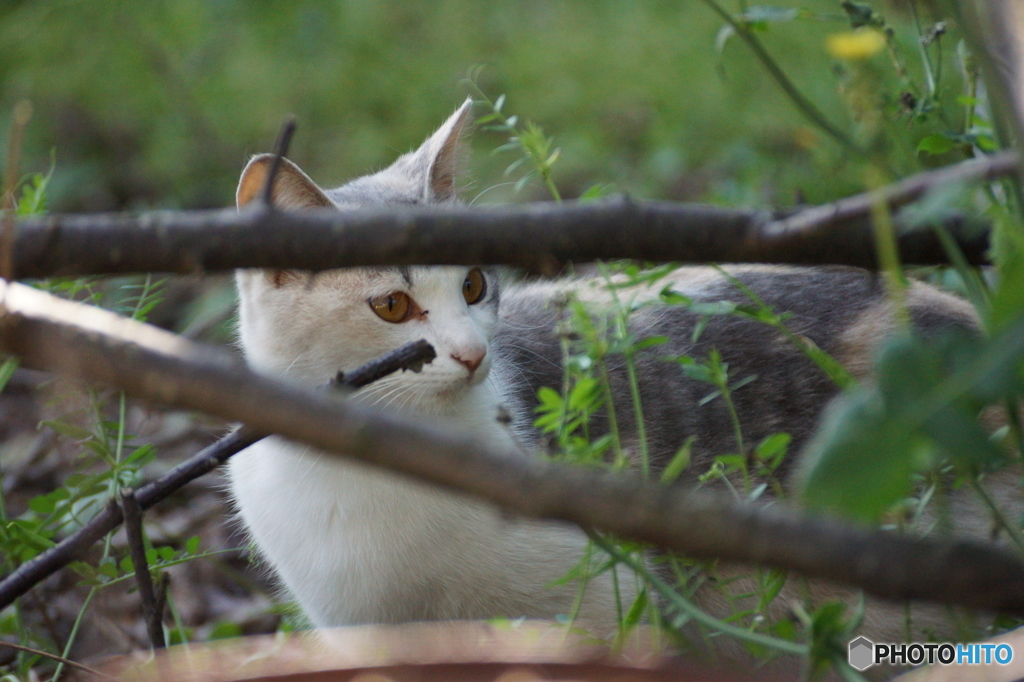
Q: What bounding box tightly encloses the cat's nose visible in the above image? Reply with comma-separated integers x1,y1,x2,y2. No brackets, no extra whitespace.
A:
451,349,485,374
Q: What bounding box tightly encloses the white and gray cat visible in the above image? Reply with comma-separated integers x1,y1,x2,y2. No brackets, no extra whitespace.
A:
227,101,989,645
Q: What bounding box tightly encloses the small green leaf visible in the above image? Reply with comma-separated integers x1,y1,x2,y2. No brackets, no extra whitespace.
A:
917,134,955,155
661,437,695,484
633,335,669,351
756,433,791,465
39,420,94,441
186,536,201,555
97,558,118,579
120,556,135,574
158,546,176,562
207,621,243,640
623,588,649,626
68,561,97,581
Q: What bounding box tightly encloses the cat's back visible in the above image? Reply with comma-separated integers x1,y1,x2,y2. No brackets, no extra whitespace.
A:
494,265,979,475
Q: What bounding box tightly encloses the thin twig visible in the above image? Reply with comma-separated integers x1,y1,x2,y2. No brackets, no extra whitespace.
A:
119,488,165,650
260,116,297,207
0,337,436,610
1,100,32,281
333,339,436,387
761,150,1019,238
0,641,114,680
0,281,1022,615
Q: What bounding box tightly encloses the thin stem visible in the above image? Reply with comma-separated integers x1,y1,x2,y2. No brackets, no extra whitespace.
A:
971,475,1024,553
49,586,96,682
598,264,650,477
866,166,910,332
586,530,808,656
699,0,870,162
908,0,937,99
0,641,113,681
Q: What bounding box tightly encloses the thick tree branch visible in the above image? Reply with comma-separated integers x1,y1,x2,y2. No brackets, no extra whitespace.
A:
0,337,436,611
1,283,1023,616
11,155,1007,279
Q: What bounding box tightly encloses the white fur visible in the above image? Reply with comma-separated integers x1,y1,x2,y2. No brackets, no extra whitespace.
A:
228,104,623,632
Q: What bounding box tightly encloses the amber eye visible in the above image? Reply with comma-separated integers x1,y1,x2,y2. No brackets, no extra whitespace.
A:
369,291,412,323
463,268,486,305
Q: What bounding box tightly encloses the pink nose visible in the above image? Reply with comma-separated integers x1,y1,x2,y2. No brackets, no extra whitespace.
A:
451,350,485,373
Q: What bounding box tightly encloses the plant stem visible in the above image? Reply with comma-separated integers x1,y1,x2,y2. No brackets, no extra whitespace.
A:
698,0,870,162
587,530,808,656
598,264,651,477
49,586,96,682
971,475,1024,553
866,166,909,332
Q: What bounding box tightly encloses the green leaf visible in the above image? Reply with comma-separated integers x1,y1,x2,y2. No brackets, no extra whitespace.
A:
186,536,201,555
799,388,923,519
27,488,70,514
0,357,19,394
623,588,649,626
97,558,118,579
917,134,955,155
800,322,1024,519
68,561,97,580
633,335,669,351
39,419,94,441
158,546,176,561
207,621,243,640
120,556,135,574
756,433,791,464
661,437,695,484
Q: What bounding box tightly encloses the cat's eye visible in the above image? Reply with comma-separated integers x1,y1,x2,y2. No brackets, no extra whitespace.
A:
370,291,412,323
463,268,486,305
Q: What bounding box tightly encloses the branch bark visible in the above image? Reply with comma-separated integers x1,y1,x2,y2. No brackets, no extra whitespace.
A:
10,163,1002,279
119,488,166,650
1,282,1023,615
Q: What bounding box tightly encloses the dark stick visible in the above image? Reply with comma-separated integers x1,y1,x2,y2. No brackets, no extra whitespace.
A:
1,282,1023,616
260,116,297,207
120,488,165,649
0,336,436,610
333,339,436,387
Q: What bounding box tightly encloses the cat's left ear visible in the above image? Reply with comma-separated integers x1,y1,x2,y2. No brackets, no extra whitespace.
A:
418,97,473,201
236,155,335,210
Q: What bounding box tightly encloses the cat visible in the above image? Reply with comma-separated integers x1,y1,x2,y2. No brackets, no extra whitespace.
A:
227,100,997,667
228,100,625,632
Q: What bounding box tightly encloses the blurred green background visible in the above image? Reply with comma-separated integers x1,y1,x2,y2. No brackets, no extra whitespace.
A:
0,0,962,213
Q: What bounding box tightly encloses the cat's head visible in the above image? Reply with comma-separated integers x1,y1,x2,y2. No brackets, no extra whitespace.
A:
234,100,499,414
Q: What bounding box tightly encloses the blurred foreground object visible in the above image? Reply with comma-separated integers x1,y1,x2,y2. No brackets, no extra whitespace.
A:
99,621,776,682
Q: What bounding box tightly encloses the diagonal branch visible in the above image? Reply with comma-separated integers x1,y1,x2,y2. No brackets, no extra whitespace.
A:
10,158,1007,279
0,334,436,611
0,282,1023,615
761,150,1019,238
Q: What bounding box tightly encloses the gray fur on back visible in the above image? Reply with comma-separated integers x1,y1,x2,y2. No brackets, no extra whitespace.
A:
494,266,979,482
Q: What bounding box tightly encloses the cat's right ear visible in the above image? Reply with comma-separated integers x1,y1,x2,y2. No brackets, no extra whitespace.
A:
236,154,335,210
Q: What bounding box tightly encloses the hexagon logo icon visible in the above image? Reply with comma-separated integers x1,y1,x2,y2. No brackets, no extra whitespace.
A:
848,636,875,671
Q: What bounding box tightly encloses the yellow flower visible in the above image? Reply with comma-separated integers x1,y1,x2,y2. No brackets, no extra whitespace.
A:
826,29,886,61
